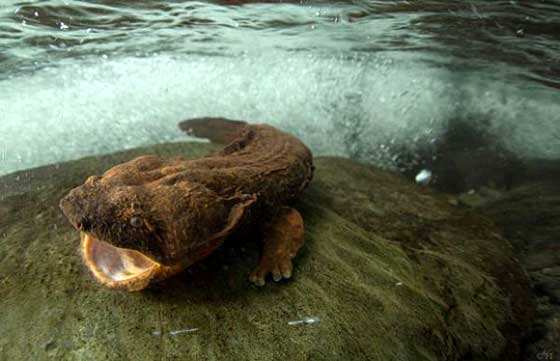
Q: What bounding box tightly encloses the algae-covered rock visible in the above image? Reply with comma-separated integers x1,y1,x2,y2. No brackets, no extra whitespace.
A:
477,180,560,361
0,142,532,361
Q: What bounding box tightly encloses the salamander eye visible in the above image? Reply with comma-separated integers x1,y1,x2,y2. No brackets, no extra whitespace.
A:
130,216,143,228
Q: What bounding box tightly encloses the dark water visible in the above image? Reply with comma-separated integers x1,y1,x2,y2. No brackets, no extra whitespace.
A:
1,0,560,176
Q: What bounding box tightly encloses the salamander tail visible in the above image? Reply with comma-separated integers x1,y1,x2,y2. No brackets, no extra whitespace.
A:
179,117,248,144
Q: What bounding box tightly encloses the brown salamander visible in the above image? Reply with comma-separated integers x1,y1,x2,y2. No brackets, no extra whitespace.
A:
59,118,314,291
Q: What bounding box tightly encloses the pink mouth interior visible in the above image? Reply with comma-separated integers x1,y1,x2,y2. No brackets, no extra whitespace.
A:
82,233,159,283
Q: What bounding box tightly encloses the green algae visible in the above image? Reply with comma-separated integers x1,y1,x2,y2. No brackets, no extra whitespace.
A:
0,143,531,361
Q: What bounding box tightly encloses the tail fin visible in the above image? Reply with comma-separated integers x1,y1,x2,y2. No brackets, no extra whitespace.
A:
179,117,248,144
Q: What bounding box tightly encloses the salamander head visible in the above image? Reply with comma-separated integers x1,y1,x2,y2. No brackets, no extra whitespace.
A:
59,155,254,291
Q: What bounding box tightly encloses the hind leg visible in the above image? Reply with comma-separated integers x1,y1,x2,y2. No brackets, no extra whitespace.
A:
249,207,305,286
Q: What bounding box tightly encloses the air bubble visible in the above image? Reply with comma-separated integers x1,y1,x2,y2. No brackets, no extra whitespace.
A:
415,169,432,185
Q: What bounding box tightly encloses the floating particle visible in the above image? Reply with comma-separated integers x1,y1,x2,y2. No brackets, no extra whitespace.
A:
415,169,432,185
288,317,320,326
169,328,198,335
153,328,199,336
395,282,403,286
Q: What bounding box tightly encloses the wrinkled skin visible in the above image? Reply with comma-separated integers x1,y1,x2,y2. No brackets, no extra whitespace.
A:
59,119,314,290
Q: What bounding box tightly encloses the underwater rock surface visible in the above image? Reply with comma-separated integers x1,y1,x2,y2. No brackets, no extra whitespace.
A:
476,181,560,361
0,142,532,361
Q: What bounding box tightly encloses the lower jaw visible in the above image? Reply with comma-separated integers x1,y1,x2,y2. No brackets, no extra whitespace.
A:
80,233,182,292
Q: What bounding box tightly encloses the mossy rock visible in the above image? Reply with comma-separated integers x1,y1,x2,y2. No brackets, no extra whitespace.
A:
477,180,560,360
0,142,532,361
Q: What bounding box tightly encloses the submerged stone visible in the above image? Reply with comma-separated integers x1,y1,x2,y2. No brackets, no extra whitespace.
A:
0,142,532,360
477,180,560,361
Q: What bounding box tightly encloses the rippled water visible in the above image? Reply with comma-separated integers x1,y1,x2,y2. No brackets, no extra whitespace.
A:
1,0,560,175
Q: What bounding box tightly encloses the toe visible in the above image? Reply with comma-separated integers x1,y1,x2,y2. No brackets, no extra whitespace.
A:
280,261,293,279
255,277,266,286
249,268,268,286
272,267,282,282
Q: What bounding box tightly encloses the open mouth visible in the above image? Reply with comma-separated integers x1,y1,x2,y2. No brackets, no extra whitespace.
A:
81,233,163,291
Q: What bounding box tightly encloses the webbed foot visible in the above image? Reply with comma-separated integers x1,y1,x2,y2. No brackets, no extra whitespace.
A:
249,207,305,286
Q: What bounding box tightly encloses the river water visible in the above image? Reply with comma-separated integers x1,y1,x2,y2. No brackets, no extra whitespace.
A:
1,0,559,176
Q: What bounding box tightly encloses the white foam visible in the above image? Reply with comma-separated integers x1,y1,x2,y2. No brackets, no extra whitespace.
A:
0,52,559,176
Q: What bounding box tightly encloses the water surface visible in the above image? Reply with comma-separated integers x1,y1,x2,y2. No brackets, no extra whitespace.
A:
1,0,559,175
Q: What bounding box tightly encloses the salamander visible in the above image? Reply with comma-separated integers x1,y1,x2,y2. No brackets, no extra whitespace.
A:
59,118,314,291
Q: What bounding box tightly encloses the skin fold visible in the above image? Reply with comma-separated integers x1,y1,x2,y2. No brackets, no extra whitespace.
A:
59,118,314,291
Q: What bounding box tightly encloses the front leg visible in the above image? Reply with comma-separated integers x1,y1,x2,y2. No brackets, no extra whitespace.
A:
249,207,305,286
